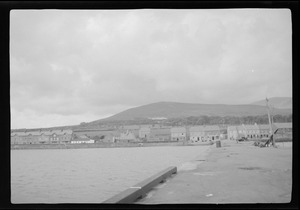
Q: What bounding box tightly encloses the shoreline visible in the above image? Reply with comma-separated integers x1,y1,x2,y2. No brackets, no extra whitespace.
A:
10,138,292,150
10,141,212,150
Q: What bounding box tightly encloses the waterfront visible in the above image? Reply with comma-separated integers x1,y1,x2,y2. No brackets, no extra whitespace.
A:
11,145,210,203
137,140,293,204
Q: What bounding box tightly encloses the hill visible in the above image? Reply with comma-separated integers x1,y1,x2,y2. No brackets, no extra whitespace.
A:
93,100,292,123
12,97,292,131
251,97,292,109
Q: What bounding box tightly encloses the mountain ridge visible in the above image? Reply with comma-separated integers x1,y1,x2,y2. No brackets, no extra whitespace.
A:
93,97,292,123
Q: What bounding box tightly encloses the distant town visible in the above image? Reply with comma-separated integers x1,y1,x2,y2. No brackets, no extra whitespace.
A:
11,98,293,148
11,122,292,148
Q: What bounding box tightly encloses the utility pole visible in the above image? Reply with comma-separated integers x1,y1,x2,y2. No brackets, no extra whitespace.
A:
266,98,276,147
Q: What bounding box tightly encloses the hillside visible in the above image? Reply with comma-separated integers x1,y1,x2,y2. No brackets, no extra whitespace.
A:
251,97,292,109
12,98,292,131
94,100,292,122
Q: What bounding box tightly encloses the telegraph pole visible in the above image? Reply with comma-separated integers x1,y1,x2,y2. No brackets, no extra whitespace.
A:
266,98,276,147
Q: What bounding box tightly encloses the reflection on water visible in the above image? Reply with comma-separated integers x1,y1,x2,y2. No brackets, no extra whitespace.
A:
11,145,210,203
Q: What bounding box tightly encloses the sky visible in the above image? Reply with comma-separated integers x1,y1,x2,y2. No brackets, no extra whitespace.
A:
10,9,292,129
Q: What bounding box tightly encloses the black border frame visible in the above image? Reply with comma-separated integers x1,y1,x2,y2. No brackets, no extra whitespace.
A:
1,1,298,210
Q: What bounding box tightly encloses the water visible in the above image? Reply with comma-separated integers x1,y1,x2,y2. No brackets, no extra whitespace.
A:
11,145,210,203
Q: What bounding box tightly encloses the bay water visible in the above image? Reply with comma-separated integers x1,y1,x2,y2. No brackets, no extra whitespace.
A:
11,145,210,203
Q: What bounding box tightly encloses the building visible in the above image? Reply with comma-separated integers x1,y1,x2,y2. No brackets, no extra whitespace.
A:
148,128,171,142
274,122,292,132
30,131,42,144
73,129,117,143
171,127,187,141
101,132,118,143
10,132,18,145
71,135,95,144
58,130,73,144
39,131,51,144
10,129,73,145
203,125,220,141
274,123,292,140
243,124,260,139
116,130,137,143
139,127,151,139
227,124,281,140
189,125,220,143
48,129,73,144
189,126,205,143
227,125,249,140
258,124,272,139
237,125,248,139
227,126,239,140
15,132,28,144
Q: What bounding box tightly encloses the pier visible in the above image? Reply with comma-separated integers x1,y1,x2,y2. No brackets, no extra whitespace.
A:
135,140,292,204
103,166,177,203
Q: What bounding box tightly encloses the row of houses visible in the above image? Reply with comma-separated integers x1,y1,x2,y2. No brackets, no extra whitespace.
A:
227,123,292,140
11,129,73,145
138,125,224,143
11,123,292,145
10,126,222,144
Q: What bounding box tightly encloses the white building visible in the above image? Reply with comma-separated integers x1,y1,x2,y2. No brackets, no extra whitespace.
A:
170,127,186,141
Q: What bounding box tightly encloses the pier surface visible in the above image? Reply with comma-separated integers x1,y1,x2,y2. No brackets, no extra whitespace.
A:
137,140,292,204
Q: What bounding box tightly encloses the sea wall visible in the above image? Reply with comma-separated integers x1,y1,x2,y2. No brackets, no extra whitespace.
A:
10,141,189,150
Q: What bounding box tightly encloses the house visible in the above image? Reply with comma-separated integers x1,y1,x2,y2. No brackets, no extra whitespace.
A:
10,129,73,145
203,125,220,141
59,129,73,144
73,129,117,143
189,125,221,142
47,129,73,144
219,126,228,140
243,124,260,139
18,131,35,144
39,131,50,144
227,124,271,140
139,127,151,139
71,135,95,144
29,131,42,144
116,130,137,143
148,128,171,142
170,127,186,141
227,126,239,140
102,132,117,143
14,132,28,144
10,132,18,145
189,126,205,143
274,122,292,132
274,123,292,140
236,125,248,139
227,125,247,140
258,124,272,139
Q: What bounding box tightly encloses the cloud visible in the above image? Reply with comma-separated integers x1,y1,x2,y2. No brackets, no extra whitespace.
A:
10,9,292,128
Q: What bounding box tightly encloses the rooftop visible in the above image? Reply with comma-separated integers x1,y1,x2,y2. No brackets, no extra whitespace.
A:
171,127,186,133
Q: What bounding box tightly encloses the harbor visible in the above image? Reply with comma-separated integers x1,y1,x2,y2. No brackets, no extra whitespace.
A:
102,139,293,204
135,140,293,204
8,7,294,206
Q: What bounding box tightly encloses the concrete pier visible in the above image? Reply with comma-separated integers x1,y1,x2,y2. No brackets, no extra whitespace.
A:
136,140,293,204
103,166,177,203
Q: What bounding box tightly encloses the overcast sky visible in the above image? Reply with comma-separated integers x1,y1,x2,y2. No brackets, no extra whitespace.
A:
10,9,292,129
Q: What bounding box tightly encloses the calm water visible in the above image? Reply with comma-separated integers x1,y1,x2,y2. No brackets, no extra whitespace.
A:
11,145,210,203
